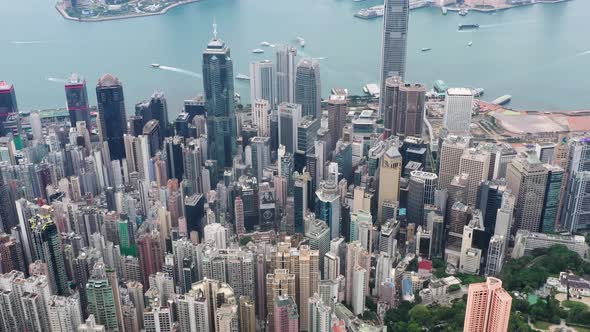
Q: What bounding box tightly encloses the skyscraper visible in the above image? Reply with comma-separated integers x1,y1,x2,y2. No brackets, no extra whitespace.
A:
203,22,237,171
383,77,426,138
377,146,402,222
0,81,18,133
65,73,90,129
407,171,438,225
506,152,548,232
316,175,341,239
561,137,590,232
87,264,119,331
278,102,302,154
252,99,271,137
464,277,512,332
327,94,347,146
276,45,297,104
443,88,474,134
438,135,470,190
239,296,256,332
295,59,322,119
379,0,409,115
459,148,491,206
274,295,299,332
30,215,68,296
250,136,271,181
541,164,564,233
250,60,275,108
96,74,127,160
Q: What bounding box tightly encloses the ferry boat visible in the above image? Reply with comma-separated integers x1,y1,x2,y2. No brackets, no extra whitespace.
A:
459,8,468,16
236,74,250,80
260,41,271,47
151,64,160,68
354,5,384,19
473,88,484,97
468,41,473,47
442,7,448,15
252,49,264,54
458,24,479,30
421,47,431,52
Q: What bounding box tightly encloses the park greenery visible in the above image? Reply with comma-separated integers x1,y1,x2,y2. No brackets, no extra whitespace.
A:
500,245,590,292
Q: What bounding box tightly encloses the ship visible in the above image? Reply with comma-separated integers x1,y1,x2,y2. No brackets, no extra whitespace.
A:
151,64,160,68
442,7,448,15
421,47,431,52
252,49,264,54
236,73,250,80
354,5,384,19
492,95,512,105
458,24,479,30
459,8,468,16
260,41,271,47
468,41,473,47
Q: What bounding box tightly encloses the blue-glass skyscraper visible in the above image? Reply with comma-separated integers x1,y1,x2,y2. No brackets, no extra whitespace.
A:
203,22,237,175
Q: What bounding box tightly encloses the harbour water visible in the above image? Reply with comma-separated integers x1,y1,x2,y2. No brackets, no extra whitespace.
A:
1,0,589,113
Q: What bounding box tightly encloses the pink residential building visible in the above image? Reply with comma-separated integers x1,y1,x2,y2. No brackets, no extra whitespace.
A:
274,295,299,332
464,277,512,332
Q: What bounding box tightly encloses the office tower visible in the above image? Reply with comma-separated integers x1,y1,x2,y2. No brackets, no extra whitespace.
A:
427,211,445,258
351,265,367,315
48,295,82,332
477,180,508,236
315,176,341,239
30,215,68,296
350,210,372,252
185,194,205,240
407,171,438,225
0,81,17,133
136,92,169,131
266,269,296,330
78,315,106,332
459,215,485,274
252,99,271,137
561,137,590,232
334,140,353,183
438,135,470,190
485,235,505,277
535,142,555,164
295,59,322,119
324,252,340,281
276,45,297,104
443,88,474,134
96,74,127,160
143,119,162,157
459,148,491,206
250,136,270,181
379,220,399,257
379,0,409,115
294,171,311,233
183,140,203,195
327,95,347,145
87,264,119,331
274,295,299,332
250,60,275,108
306,219,331,272
278,102,302,154
540,164,564,233
449,201,469,237
378,146,402,222
65,73,90,129
203,23,237,171
297,116,320,155
506,152,548,232
143,306,173,332
374,252,394,297
309,294,332,332
464,277,512,332
383,77,426,138
239,296,256,332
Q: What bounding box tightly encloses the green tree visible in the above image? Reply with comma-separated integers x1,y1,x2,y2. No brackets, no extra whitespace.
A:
409,304,431,326
239,236,252,246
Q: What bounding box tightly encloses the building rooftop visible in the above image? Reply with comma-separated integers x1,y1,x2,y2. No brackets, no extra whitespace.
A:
447,88,473,96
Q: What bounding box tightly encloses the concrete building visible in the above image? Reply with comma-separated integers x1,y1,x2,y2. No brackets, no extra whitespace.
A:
382,77,426,138
278,102,302,154
48,295,82,332
438,135,470,190
512,230,588,259
295,59,322,119
506,152,548,232
250,60,275,108
378,146,402,222
464,277,512,332
252,99,271,137
407,171,438,226
276,45,297,104
78,315,106,332
443,88,474,134
274,295,299,332
238,296,256,332
459,148,490,206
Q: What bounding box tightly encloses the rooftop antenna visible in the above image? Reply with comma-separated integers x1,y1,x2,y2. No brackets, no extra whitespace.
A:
213,17,218,40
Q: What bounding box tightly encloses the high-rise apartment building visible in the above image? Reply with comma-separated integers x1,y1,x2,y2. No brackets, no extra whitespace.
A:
30,215,68,296
464,277,512,332
274,295,299,332
86,264,119,331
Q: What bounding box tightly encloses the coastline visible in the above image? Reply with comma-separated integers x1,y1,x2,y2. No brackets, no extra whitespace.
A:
440,0,572,13
55,0,200,22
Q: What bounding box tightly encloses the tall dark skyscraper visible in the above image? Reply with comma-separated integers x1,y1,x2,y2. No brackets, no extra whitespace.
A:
31,215,68,295
379,0,409,115
96,74,127,160
65,73,90,129
135,92,169,134
203,22,237,173
295,59,322,119
383,77,426,138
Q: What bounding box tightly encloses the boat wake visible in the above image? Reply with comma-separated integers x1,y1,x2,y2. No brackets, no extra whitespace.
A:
158,66,202,78
575,50,590,57
47,77,66,83
11,40,53,45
